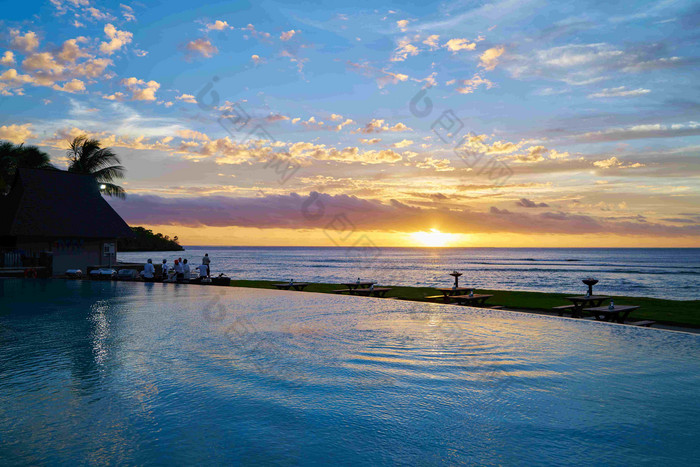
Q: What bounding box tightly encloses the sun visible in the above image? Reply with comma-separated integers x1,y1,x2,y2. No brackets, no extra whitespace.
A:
409,229,456,247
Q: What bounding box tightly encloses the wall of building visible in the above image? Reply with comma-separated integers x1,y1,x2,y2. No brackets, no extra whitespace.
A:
17,237,117,274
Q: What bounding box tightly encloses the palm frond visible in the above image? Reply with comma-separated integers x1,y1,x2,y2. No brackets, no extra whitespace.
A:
100,182,126,199
91,165,126,183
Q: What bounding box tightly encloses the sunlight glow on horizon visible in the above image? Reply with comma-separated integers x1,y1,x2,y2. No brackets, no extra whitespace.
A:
408,229,462,247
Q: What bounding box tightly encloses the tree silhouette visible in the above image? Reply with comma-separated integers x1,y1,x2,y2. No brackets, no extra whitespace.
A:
0,141,54,194
67,135,126,198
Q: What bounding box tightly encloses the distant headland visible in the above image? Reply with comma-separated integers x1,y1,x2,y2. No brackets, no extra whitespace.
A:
117,226,184,252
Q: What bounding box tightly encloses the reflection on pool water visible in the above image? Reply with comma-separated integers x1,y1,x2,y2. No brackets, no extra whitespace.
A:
1,279,699,465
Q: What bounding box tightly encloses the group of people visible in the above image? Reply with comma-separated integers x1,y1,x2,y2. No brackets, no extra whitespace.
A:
141,253,211,283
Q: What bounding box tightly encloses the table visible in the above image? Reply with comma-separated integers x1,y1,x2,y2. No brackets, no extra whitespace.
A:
272,282,309,291
451,294,493,307
342,282,376,291
434,287,473,303
565,295,611,318
353,287,391,297
584,305,639,323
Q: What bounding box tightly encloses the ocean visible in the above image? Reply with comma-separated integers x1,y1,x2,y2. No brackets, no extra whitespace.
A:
118,247,700,301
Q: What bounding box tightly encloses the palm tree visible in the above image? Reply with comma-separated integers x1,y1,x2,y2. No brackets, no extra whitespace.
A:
67,135,126,199
0,141,54,194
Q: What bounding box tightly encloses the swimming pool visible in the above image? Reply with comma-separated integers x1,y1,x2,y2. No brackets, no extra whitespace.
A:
1,279,698,465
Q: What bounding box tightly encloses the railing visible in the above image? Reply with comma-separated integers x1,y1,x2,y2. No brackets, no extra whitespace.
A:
0,249,53,271
2,250,22,267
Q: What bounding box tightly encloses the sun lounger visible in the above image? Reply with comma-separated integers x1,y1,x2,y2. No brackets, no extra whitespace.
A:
118,269,139,280
89,268,116,280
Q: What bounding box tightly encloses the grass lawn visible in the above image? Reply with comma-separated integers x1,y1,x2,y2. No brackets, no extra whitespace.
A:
229,280,700,328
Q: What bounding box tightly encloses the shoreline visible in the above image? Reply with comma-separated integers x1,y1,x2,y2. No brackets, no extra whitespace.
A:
227,279,700,332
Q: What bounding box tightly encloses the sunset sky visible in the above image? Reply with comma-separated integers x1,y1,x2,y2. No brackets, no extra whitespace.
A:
1,0,699,247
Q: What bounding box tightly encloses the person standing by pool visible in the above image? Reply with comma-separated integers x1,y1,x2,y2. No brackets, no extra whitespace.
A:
202,253,211,277
143,259,155,282
182,259,190,281
197,262,209,282
161,259,169,281
174,259,184,282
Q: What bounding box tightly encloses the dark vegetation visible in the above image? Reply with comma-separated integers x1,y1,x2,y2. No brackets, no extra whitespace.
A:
117,226,184,251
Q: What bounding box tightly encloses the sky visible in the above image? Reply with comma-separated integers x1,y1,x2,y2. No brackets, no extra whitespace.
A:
1,0,699,247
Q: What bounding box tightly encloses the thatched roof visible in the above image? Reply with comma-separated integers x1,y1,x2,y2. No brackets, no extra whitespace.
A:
0,168,134,238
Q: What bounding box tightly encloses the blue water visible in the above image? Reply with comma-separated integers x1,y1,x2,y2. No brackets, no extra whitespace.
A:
119,247,700,300
1,279,699,465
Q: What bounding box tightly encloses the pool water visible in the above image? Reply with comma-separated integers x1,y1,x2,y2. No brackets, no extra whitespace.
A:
1,279,699,465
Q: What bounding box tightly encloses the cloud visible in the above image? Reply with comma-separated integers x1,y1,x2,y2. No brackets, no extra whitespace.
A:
376,70,409,88
511,145,572,163
355,119,412,134
10,30,40,53
243,24,271,41
361,138,382,144
455,74,493,94
574,121,700,143
176,93,197,103
251,54,263,64
52,78,86,93
102,91,124,101
347,60,417,89
87,7,113,21
176,129,210,141
508,43,688,85
391,38,419,62
1,51,15,66
72,57,112,78
57,38,89,63
0,123,36,143
396,19,410,31
99,24,133,55
310,148,403,164
120,4,136,22
593,156,645,169
265,114,289,122
22,52,65,74
185,38,218,58
206,20,232,31
392,139,413,148
284,141,405,164
332,119,354,132
443,38,476,53
422,35,440,50
416,156,453,171
5,36,110,96
280,29,299,41
516,198,549,208
588,86,651,98
121,77,160,101
108,191,700,238
479,46,504,70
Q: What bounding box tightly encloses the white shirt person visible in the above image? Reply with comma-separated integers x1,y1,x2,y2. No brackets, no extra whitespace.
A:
143,259,155,279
